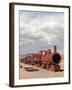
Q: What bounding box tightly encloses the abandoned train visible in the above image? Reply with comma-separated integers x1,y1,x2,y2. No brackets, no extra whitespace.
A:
20,46,62,71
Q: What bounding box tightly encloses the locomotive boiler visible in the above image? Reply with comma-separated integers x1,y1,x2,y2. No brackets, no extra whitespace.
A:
20,46,62,71
40,46,61,71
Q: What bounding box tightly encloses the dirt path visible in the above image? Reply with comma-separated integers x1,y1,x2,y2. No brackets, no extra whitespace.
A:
19,60,64,79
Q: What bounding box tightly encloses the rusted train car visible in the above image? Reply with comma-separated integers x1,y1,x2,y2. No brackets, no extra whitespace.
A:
20,46,62,71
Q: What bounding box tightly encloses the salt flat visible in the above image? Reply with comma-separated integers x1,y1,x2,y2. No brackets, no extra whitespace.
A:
19,60,64,79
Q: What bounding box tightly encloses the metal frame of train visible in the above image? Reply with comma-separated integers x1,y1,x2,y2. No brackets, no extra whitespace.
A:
20,46,62,72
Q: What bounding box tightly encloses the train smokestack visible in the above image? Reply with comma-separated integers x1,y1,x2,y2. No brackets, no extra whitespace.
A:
54,45,57,52
51,45,61,64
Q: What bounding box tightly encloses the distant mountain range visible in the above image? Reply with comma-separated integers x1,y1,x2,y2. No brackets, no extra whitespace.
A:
19,53,34,59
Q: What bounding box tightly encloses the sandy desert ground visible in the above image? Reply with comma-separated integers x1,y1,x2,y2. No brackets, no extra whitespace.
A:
19,60,64,79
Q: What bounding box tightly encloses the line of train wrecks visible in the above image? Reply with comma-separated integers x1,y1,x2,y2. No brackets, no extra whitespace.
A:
20,46,63,72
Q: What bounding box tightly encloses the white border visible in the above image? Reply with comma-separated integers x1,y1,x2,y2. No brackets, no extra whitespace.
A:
14,5,69,86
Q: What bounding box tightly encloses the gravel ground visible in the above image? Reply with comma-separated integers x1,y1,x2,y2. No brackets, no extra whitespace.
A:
19,60,64,79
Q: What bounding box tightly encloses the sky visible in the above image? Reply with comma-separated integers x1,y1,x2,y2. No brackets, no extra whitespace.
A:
19,10,64,56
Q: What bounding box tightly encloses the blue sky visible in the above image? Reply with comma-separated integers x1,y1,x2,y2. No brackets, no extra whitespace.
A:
19,10,64,56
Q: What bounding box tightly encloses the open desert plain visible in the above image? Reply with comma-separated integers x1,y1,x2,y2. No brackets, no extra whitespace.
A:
19,59,64,79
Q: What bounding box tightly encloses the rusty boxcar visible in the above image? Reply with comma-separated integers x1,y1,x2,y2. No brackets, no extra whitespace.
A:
20,46,62,71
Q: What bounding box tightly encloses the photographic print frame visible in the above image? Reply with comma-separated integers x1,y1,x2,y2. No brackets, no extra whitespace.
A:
9,2,70,87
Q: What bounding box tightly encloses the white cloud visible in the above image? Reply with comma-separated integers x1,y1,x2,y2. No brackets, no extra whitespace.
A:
19,11,64,55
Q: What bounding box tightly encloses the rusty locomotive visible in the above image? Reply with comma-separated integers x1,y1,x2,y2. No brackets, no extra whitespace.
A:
20,46,62,72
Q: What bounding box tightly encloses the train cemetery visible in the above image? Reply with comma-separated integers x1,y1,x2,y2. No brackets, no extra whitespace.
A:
19,46,64,79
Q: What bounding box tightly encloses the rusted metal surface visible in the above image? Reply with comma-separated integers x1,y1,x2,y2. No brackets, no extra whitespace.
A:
20,46,62,71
